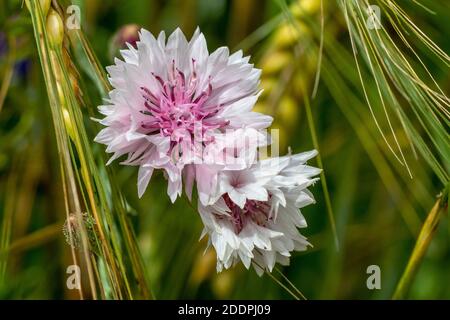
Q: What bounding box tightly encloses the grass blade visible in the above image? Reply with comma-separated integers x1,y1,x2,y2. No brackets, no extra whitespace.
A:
393,185,448,299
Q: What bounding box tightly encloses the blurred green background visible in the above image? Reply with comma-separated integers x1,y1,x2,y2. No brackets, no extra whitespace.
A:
0,0,448,299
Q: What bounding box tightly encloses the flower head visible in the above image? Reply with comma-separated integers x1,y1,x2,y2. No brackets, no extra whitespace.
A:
95,28,272,202
198,151,321,274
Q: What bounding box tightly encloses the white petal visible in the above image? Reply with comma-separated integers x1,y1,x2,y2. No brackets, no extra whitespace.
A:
137,166,154,198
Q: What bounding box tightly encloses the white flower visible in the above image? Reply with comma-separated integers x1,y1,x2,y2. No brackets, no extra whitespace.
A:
198,150,321,275
94,27,272,202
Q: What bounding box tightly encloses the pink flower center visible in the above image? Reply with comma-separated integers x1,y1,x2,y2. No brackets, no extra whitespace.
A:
222,194,272,234
139,60,229,150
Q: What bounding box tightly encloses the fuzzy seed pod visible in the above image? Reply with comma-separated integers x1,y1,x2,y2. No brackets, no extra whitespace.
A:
63,212,97,251
46,9,64,48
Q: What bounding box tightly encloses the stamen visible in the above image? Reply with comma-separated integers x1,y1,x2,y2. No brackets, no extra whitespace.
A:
138,60,229,162
222,194,271,234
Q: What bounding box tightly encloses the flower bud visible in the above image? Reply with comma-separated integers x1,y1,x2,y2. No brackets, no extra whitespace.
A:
26,0,51,17
46,9,64,48
108,24,140,60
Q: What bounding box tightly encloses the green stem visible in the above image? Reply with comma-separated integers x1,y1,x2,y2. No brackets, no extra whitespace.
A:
71,29,152,298
303,87,340,250
392,185,448,299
